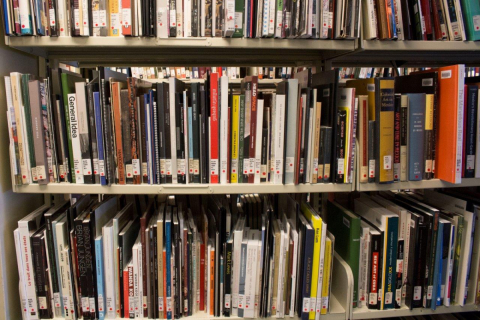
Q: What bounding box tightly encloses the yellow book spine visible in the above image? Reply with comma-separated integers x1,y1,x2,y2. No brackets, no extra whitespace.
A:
231,95,239,183
108,0,120,36
321,238,332,315
425,94,434,174
378,79,395,183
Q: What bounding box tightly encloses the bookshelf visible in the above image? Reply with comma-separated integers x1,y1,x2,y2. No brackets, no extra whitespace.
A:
353,304,480,319
356,178,480,192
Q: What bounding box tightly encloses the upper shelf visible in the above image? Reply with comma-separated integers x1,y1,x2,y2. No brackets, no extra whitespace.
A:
356,178,480,192
5,36,357,66
333,40,480,67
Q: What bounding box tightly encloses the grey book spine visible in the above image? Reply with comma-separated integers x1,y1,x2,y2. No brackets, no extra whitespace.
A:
237,241,247,317
368,120,375,183
284,79,299,184
86,83,100,184
29,81,49,184
406,93,425,181
121,89,133,184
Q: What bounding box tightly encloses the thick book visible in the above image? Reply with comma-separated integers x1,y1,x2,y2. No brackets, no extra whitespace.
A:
460,0,480,41
210,73,220,184
326,200,361,308
297,214,315,320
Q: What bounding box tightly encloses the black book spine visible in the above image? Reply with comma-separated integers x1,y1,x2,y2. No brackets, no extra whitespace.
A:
200,87,208,183
400,0,413,40
74,218,90,319
175,238,182,318
318,126,326,183
149,226,157,319
301,94,312,183
322,126,332,183
395,239,404,309
86,83,100,184
169,0,177,36
425,213,439,308
83,220,96,319
153,92,160,184
238,94,245,184
368,120,375,183
164,83,172,183
32,235,50,318
368,233,382,310
157,83,167,184
153,225,159,319
412,223,428,308
185,233,191,316
45,216,60,309
224,241,232,316
334,110,346,183
188,232,193,316
99,71,114,185
176,93,186,184
465,86,478,178
192,83,201,183
192,0,199,36
394,95,401,182
140,94,149,184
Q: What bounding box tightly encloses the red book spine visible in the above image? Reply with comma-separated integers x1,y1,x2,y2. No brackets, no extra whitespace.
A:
12,0,20,33
199,243,205,311
121,0,132,35
128,265,134,318
430,0,442,40
210,73,219,183
209,249,215,315
124,268,129,317
420,0,433,39
248,76,258,183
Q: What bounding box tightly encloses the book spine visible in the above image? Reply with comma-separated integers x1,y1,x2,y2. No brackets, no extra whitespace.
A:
166,220,172,319
152,92,160,184
68,93,85,184
123,267,129,317
464,86,477,178
238,95,245,183
400,96,408,181
424,94,434,180
224,241,232,316
86,84,100,184
300,229,314,320
322,126,332,183
368,233,382,310
83,220,96,319
74,219,89,317
425,214,439,309
220,76,229,184
191,85,201,183
231,95,239,183
375,79,395,183
334,109,346,183
113,83,125,184
210,73,219,183
95,238,106,320
128,78,141,184
141,94,149,184
32,236,49,318
420,0,433,39
394,95,401,181
248,77,258,183
407,94,425,181
93,92,107,185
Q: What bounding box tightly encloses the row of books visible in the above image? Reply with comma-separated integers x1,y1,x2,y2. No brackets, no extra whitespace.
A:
340,67,480,81
363,0,480,41
128,66,296,81
5,68,356,186
2,0,361,39
349,64,480,184
14,193,335,320
329,189,480,310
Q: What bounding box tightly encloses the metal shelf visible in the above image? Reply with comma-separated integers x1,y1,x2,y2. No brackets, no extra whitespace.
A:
5,37,356,67
148,78,283,84
353,304,479,319
332,40,480,67
357,178,480,192
12,182,354,194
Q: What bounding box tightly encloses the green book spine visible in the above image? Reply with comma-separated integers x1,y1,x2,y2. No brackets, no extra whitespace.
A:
460,0,480,41
238,94,245,183
21,74,37,181
61,73,76,183
232,0,244,37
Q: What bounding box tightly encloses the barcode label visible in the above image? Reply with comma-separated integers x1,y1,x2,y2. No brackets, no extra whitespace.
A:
142,162,148,177
321,297,328,311
309,298,316,312
98,295,104,312
396,289,401,304
54,293,61,308
165,159,172,175
177,159,186,176
99,10,107,26
385,292,392,304
89,297,96,312
189,159,194,173
73,159,82,175
122,8,131,27
275,159,283,175
74,9,80,29
225,294,231,308
285,157,294,172
81,297,89,312
39,297,47,310
313,158,319,173
238,295,245,309
160,159,166,174
384,155,392,170
93,158,99,174
302,298,309,312
92,9,99,27
467,155,475,170
337,158,345,175
132,159,140,175
221,159,228,175
169,10,176,27
231,159,238,174
36,166,46,180
99,160,105,176
422,78,433,86
414,286,421,300
82,159,92,175
367,84,375,92
193,159,200,175
49,9,55,26
210,159,218,176
166,297,172,312
249,158,255,174
47,156,53,173
158,297,164,311
369,293,377,305
126,164,133,178
243,159,249,174
441,70,452,79
427,285,433,299
261,165,267,178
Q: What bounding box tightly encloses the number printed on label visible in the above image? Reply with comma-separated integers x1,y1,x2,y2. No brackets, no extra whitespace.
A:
385,292,392,304
243,158,250,174
384,155,392,170
414,286,422,300
285,157,294,172
302,298,310,312
309,298,316,312
427,285,433,299
83,159,92,175
36,166,46,180
132,159,140,175
337,158,345,175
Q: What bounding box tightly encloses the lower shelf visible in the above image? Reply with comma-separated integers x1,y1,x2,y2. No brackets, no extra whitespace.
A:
356,178,480,192
12,182,354,194
352,304,480,319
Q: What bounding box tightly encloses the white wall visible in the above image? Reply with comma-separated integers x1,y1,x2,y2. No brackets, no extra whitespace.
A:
0,28,44,318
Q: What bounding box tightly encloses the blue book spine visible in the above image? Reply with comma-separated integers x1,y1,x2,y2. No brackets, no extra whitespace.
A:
188,107,194,169
34,0,45,35
166,219,172,319
52,221,64,315
93,92,107,185
95,237,105,320
2,0,10,34
384,216,399,309
149,90,157,184
300,228,314,320
144,93,150,184
20,12,33,35
389,0,397,38
406,93,426,181
238,241,248,317
431,221,444,310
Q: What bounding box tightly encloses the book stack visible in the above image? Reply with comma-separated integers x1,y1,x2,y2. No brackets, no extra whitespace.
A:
328,189,480,310
5,67,356,187
362,0,480,41
1,0,361,39
13,193,335,320
349,64,480,185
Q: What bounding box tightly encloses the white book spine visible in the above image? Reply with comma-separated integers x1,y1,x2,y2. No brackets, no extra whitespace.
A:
402,214,411,305
455,66,465,184
18,222,39,320
103,226,116,318
4,81,19,181
274,0,282,37
169,78,178,183
67,93,84,184
273,95,285,184
289,229,299,317
262,0,269,36
254,238,262,318
220,76,229,184
146,100,153,183
82,0,89,35
14,229,30,320
225,0,235,36
184,0,192,36
156,0,169,38
20,106,33,182
133,244,140,318
207,243,211,314
315,223,327,319
269,96,276,181
268,0,275,35
58,247,72,320
19,0,32,32
444,223,455,306
276,229,285,317
453,0,466,40
305,111,314,183
455,211,474,306
254,100,264,184
244,238,258,318
201,0,206,36
232,224,243,315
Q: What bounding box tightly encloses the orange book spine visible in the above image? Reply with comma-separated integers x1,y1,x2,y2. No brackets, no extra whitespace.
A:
123,268,129,317
121,0,132,35
112,82,126,184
